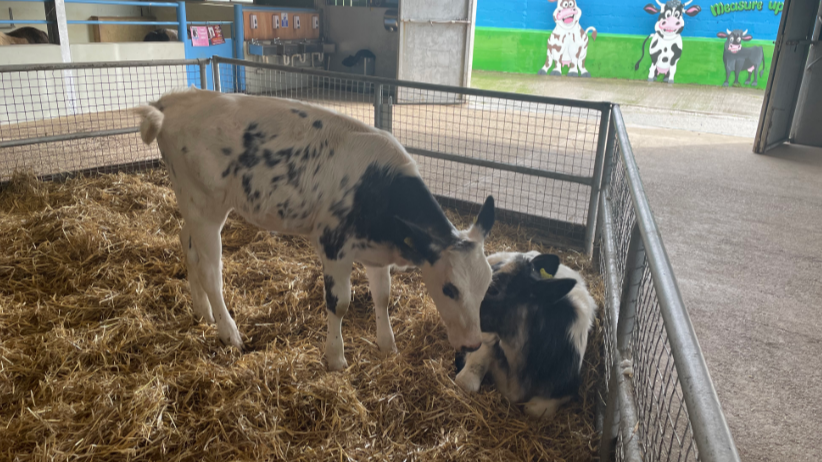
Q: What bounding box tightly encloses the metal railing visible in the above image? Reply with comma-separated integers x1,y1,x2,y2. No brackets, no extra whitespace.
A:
597,106,740,462
0,56,740,461
212,56,610,253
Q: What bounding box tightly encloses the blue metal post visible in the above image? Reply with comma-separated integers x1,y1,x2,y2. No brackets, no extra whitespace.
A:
233,3,245,92
176,1,186,46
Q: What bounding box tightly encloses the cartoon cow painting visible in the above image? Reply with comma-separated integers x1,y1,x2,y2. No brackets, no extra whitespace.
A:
717,29,765,87
634,0,701,83
538,0,597,77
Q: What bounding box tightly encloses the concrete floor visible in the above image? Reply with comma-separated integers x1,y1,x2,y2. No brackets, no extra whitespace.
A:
473,71,822,461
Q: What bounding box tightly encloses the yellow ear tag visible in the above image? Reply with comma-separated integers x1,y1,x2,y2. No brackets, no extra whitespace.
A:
540,268,553,280
404,237,414,248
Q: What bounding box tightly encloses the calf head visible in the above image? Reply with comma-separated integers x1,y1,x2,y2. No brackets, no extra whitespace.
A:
644,0,701,38
396,196,496,353
717,29,752,53
480,253,577,344
549,0,582,30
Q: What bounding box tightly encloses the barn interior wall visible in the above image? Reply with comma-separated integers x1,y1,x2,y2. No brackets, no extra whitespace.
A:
472,0,784,88
0,1,145,43
324,6,399,79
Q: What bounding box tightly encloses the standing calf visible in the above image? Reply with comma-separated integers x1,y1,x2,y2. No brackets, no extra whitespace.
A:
134,89,495,371
455,251,597,419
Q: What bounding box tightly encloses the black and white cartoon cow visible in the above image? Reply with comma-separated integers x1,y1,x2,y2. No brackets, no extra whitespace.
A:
717,29,765,87
135,89,496,371
634,0,702,83
538,0,598,77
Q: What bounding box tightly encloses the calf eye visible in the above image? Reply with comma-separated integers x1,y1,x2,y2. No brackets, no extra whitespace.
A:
443,283,459,300
486,285,500,297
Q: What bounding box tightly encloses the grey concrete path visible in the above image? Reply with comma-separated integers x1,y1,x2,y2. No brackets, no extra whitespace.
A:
472,71,763,138
472,71,822,461
628,128,822,462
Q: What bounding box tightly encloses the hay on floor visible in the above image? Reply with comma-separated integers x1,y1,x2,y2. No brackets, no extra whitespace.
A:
0,170,605,461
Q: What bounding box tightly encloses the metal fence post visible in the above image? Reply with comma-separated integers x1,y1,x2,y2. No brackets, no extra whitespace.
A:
595,114,617,250
212,58,222,93
618,223,645,354
198,59,209,90
583,106,611,258
374,84,383,130
382,95,394,133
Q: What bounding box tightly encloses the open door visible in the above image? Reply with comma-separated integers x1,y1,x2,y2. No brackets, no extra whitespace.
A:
754,0,821,153
397,0,477,89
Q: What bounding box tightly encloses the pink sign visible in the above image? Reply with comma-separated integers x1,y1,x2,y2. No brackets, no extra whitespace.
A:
190,26,209,47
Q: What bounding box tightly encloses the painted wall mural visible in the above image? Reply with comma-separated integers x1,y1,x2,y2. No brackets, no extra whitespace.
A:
538,0,597,77
472,0,780,88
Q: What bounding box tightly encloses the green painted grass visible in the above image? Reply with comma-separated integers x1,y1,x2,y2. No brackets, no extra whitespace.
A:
473,27,774,89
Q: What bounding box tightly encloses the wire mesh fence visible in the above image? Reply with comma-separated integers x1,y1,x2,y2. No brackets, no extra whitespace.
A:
599,108,738,462
0,56,737,462
0,60,205,181
214,58,607,248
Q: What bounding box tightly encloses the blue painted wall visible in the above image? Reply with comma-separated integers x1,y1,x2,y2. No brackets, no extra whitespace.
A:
476,0,782,40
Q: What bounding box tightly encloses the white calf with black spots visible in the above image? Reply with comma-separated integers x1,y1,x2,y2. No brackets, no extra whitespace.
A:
455,251,597,419
634,0,701,83
134,88,495,371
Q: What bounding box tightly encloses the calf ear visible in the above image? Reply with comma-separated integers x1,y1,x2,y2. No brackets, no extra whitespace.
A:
643,4,660,14
717,32,728,38
468,196,495,242
684,5,701,16
393,217,437,262
742,35,753,41
530,254,561,279
534,278,577,304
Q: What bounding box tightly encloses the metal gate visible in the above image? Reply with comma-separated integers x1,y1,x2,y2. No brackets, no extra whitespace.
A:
0,56,740,462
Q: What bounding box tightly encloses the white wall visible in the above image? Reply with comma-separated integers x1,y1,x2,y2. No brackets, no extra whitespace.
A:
0,1,149,43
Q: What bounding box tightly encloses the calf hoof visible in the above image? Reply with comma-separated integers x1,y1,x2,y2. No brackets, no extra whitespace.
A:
550,70,562,77
537,68,548,76
580,72,591,78
647,78,656,82
455,370,482,393
217,319,243,350
376,337,398,356
722,82,729,87
568,72,580,77
326,354,349,372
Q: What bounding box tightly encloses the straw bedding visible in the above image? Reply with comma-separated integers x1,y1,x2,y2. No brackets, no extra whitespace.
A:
0,170,605,461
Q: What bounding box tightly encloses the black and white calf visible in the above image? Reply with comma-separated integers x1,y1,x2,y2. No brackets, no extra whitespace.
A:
717,29,765,87
455,251,597,419
134,89,495,371
635,0,701,83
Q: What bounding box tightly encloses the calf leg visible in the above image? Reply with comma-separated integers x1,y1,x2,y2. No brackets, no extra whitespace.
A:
647,64,657,82
321,258,353,371
522,396,571,420
455,337,496,392
180,223,214,323
723,68,731,87
732,71,740,86
365,265,397,354
187,218,242,349
539,44,555,75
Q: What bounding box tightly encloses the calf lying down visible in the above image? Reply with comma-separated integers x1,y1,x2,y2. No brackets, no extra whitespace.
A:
134,88,496,371
455,251,597,419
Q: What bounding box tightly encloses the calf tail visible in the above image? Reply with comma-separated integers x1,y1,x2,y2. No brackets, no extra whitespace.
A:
634,34,652,71
585,27,597,41
133,104,165,145
760,50,766,78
